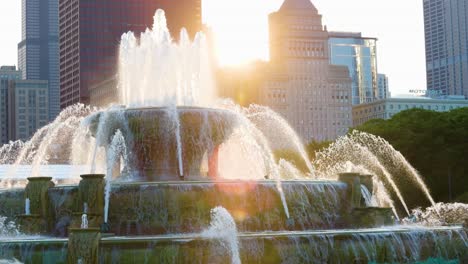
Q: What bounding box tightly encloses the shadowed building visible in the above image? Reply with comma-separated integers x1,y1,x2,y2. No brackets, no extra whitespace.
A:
423,0,468,98
261,0,352,141
0,66,49,142
59,0,202,108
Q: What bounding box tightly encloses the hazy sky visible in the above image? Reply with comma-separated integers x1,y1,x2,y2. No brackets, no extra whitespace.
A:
0,0,426,95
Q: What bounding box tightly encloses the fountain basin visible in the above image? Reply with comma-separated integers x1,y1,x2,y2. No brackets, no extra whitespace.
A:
87,107,238,181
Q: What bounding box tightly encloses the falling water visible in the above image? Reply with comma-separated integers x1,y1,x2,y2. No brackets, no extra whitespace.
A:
167,107,184,178
201,207,241,264
315,139,410,215
6,105,91,178
30,115,83,176
104,130,127,223
81,214,88,229
361,185,377,207
245,105,315,176
348,131,436,206
24,199,30,215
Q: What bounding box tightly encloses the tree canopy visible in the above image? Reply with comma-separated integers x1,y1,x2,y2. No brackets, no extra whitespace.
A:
355,108,468,204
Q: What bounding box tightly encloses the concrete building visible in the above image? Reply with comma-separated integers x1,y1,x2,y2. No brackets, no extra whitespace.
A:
378,74,390,99
328,32,380,104
423,0,468,98
0,66,49,142
9,80,49,141
59,0,202,108
18,0,59,120
353,96,468,126
261,0,352,141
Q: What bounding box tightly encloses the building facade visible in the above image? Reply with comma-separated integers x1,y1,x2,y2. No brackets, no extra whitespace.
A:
328,32,379,105
353,96,468,126
423,0,468,98
59,0,202,108
378,74,390,99
0,67,22,144
261,0,352,141
9,80,50,141
0,66,49,143
18,0,59,121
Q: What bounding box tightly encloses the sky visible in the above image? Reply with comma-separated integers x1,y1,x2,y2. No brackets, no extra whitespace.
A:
0,0,426,95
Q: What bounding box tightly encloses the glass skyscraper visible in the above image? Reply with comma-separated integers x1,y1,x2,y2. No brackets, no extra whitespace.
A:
328,32,379,105
423,0,468,98
18,0,60,121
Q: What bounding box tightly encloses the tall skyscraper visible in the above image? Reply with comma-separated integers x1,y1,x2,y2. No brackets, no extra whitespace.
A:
262,0,352,141
423,0,468,98
59,0,202,108
328,32,380,104
18,0,60,121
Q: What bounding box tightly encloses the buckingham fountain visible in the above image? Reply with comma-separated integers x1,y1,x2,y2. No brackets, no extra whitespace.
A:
0,10,467,264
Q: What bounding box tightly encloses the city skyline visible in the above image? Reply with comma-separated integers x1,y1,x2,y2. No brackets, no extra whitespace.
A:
2,0,426,95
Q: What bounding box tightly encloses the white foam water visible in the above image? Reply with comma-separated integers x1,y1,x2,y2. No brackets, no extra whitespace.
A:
119,9,215,108
403,202,468,226
0,216,20,237
201,207,241,264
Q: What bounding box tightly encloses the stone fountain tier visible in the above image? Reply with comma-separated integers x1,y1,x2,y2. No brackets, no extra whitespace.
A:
88,107,239,181
1,180,370,236
0,226,466,263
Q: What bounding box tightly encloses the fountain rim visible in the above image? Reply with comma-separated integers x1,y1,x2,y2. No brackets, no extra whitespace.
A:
26,176,53,181
353,207,394,211
68,227,101,233
80,174,105,180
103,105,235,114
98,225,466,244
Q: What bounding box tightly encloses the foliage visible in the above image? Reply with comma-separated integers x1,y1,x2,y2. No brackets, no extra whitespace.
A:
306,141,332,161
354,108,468,204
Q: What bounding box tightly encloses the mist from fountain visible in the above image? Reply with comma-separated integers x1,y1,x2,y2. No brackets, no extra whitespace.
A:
201,207,240,264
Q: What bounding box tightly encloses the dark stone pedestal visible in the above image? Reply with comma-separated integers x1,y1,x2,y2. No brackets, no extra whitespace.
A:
18,177,54,234
352,207,394,227
338,173,362,208
17,214,46,234
68,228,101,264
75,174,105,229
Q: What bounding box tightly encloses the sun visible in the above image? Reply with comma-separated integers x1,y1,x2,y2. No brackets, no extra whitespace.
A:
202,0,283,66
